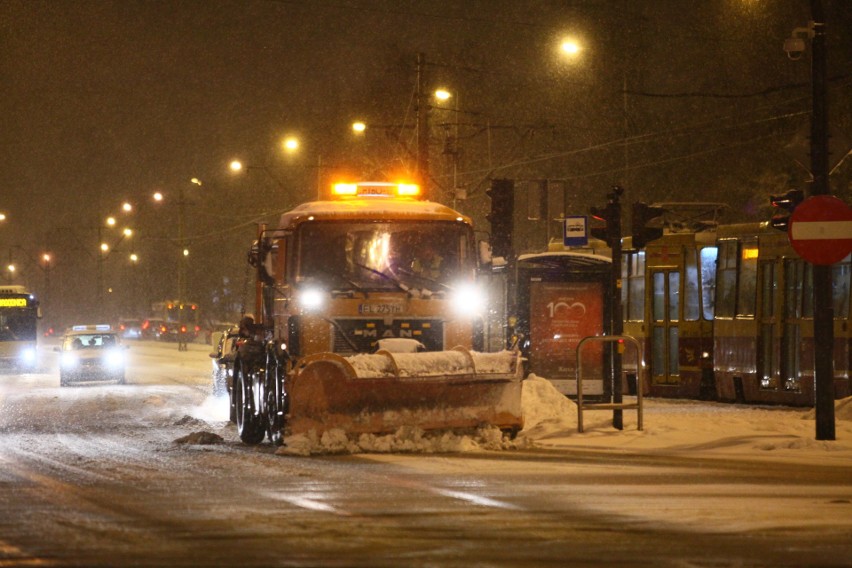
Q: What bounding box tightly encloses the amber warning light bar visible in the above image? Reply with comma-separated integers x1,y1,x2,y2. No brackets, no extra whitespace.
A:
332,182,420,198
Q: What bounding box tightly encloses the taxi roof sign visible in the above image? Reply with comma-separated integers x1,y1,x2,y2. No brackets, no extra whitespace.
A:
71,324,113,331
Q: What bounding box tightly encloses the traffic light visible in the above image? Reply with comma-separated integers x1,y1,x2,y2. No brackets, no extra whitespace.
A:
487,179,514,259
631,202,666,249
589,201,619,247
769,189,804,232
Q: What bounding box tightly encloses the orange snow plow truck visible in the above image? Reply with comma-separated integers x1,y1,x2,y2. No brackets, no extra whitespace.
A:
231,181,524,445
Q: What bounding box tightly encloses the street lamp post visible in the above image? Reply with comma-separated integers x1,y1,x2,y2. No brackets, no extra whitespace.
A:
174,178,202,352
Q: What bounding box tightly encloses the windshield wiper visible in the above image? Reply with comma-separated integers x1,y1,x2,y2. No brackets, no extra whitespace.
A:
305,268,369,298
394,266,450,295
353,262,411,294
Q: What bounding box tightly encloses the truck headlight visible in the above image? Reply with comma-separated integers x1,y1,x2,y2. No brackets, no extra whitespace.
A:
450,282,486,317
298,287,325,312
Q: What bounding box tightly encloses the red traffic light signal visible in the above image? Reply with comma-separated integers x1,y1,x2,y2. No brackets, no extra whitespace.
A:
769,189,804,232
589,202,619,247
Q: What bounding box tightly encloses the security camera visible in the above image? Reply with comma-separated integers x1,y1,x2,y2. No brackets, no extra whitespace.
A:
784,37,806,60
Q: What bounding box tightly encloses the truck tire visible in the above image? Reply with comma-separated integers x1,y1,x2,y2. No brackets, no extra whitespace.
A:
265,349,286,446
234,359,266,444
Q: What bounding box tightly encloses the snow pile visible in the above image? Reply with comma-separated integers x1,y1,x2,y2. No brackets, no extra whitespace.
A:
514,374,578,439
347,349,517,379
174,431,224,445
804,396,852,422
278,424,515,457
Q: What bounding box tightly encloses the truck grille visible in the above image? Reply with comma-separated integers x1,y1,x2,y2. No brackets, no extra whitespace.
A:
332,318,443,354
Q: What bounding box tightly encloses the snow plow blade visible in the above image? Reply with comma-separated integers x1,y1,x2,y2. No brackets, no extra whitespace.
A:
286,348,524,437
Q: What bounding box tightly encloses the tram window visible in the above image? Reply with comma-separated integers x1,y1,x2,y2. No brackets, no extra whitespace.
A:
736,239,758,318
653,272,665,321
802,262,814,318
832,255,851,318
762,263,776,318
684,247,699,321
668,272,680,321
785,260,804,319
716,240,738,318
700,247,717,320
624,252,645,322
668,326,679,375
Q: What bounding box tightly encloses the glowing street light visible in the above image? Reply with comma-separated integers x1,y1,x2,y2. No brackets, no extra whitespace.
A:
106,216,117,227
434,89,452,102
283,137,300,152
560,38,582,56
229,160,244,172
153,191,164,202
352,121,366,134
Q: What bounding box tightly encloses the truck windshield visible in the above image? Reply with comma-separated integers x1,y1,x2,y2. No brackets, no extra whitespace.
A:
296,221,474,290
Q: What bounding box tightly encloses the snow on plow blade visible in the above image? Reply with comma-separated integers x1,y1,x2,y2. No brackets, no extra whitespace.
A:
286,348,524,437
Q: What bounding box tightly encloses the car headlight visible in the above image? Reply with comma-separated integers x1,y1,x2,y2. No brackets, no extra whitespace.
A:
104,349,126,369
298,287,325,312
61,352,79,368
450,282,486,317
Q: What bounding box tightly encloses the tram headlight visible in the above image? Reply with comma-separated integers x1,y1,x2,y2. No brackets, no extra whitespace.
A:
450,282,486,317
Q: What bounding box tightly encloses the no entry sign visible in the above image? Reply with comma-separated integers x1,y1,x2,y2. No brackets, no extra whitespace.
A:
789,195,852,265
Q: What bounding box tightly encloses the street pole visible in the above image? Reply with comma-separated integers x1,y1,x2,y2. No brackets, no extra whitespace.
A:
809,0,834,440
177,183,188,352
610,186,624,430
416,52,429,198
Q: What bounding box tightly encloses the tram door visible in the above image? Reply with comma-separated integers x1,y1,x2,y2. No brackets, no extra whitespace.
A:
780,259,803,391
758,258,802,391
650,269,680,384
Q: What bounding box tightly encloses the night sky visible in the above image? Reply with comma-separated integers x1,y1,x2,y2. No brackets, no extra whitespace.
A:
1,0,849,325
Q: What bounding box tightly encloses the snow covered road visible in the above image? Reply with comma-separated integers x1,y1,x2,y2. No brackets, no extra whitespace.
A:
0,341,850,566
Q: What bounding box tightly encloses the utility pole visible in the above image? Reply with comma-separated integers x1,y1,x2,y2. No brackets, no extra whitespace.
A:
416,52,429,198
609,187,624,430
809,0,834,440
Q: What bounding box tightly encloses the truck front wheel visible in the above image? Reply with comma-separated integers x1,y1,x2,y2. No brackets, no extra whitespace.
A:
234,359,266,444
265,349,287,446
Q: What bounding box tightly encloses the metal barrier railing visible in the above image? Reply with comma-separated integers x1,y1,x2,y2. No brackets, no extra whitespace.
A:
576,335,644,433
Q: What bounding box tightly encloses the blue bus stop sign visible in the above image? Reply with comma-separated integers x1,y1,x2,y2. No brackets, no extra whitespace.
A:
563,216,589,247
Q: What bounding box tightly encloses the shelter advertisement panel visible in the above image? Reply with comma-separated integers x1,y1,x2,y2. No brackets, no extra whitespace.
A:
529,280,604,394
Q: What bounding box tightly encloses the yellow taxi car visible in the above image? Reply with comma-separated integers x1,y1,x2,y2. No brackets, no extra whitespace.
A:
55,325,128,386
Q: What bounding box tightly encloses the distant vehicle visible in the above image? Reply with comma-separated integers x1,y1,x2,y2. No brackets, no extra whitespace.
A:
117,318,143,339
150,300,202,343
55,324,128,386
0,285,41,371
141,318,168,340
